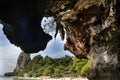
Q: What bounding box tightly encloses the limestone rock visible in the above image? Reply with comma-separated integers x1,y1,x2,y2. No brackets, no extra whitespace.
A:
14,52,31,72
59,0,120,80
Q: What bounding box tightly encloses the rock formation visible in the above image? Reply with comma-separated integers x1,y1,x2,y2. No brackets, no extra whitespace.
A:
0,0,52,53
14,52,31,72
57,0,120,80
41,0,120,80
0,0,120,80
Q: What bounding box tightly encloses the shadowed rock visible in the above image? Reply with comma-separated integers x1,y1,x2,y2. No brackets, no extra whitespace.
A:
0,0,52,53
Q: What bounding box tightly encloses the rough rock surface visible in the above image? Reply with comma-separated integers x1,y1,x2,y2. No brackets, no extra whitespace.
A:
58,0,120,80
14,52,31,72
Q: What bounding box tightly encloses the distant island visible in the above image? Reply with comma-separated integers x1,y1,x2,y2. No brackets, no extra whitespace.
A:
4,55,90,78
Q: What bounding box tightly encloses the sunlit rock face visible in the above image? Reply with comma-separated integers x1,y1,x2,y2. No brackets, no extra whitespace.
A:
14,52,31,72
60,0,104,58
0,0,52,53
59,0,120,80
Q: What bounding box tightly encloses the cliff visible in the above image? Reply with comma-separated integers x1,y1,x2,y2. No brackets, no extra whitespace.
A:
14,52,31,72
45,0,120,80
57,0,120,80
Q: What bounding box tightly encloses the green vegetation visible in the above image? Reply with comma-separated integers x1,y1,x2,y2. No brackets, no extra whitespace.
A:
4,55,91,77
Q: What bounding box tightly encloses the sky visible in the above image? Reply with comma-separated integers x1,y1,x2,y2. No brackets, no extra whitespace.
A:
0,17,74,75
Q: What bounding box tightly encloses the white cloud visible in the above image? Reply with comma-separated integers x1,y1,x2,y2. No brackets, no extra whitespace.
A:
41,32,74,58
0,44,21,75
0,24,21,75
31,52,47,59
41,17,56,38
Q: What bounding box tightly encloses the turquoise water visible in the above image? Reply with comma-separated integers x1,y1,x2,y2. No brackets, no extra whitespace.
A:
0,77,33,80
0,77,14,80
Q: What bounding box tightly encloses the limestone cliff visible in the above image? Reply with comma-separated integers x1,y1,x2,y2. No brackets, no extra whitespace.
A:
14,52,31,72
44,0,120,80
55,0,120,80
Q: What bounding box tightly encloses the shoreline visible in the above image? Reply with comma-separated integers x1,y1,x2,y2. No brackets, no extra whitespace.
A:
16,76,88,80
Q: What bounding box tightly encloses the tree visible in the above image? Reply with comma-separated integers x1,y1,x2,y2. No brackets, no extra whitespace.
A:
70,58,91,76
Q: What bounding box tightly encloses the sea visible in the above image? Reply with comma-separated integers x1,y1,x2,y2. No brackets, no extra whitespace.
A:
0,76,30,80
0,77,14,80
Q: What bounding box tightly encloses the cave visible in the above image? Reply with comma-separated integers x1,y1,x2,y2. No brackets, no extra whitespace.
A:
0,0,120,80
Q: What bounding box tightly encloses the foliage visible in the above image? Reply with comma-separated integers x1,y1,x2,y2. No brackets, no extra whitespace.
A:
70,58,91,76
4,55,91,77
4,72,18,76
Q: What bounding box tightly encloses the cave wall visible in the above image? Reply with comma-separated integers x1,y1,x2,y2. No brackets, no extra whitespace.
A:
39,0,120,80
58,0,120,80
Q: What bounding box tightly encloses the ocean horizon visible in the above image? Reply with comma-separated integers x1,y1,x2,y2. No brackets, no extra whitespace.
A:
0,76,14,80
0,76,33,80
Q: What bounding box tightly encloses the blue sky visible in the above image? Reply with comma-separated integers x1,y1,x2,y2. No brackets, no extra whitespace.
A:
0,17,73,75
0,24,21,75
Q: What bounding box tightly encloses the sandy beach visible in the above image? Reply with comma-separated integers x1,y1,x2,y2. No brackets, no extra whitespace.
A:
17,76,88,80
